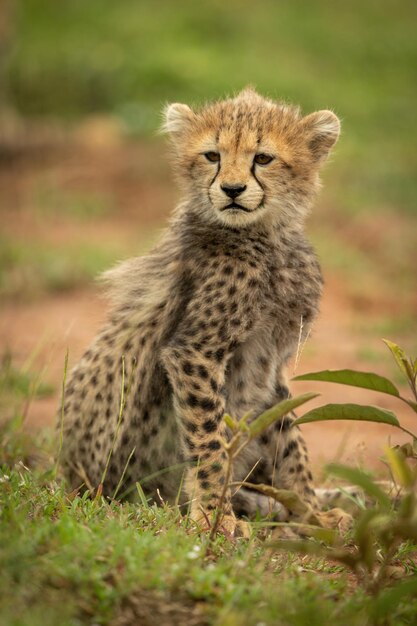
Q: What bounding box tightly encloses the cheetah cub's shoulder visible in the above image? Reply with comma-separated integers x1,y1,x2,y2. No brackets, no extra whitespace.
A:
59,88,340,536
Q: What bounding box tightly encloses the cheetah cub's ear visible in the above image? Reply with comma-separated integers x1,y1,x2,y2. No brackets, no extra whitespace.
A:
301,110,341,162
161,103,195,134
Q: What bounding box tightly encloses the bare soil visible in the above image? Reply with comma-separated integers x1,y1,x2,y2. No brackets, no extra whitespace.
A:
1,122,416,476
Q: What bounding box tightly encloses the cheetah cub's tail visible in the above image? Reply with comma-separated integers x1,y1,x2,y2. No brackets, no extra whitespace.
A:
315,481,402,510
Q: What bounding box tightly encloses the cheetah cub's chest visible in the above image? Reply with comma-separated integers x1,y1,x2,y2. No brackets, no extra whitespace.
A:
223,236,322,420
269,240,323,339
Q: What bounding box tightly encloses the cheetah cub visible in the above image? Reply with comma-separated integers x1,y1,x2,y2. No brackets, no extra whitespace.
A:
59,88,340,536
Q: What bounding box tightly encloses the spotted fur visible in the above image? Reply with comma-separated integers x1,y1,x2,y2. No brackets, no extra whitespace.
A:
58,88,341,535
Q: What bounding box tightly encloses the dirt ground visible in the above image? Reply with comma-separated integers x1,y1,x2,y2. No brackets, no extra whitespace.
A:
1,123,416,477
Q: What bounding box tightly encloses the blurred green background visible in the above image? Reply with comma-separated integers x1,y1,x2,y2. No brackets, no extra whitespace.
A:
1,5,417,622
3,0,417,214
0,0,416,391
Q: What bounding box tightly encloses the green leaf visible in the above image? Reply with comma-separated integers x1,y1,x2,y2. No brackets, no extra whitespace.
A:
371,575,417,620
385,446,414,488
397,493,416,521
354,508,380,571
393,519,417,541
223,413,238,432
383,339,413,380
394,442,417,459
325,463,391,510
248,392,319,438
293,368,400,397
236,411,253,432
293,403,400,429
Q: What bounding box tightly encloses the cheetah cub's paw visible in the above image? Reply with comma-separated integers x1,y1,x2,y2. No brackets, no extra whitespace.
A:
220,515,251,539
316,507,353,535
191,507,250,538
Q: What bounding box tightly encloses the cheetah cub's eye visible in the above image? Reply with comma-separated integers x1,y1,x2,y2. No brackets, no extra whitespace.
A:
254,153,274,165
204,151,220,163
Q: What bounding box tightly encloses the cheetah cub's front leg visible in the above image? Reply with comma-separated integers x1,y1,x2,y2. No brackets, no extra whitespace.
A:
162,271,261,536
163,344,232,531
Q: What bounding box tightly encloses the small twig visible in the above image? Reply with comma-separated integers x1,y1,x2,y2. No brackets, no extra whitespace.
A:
156,488,165,506
397,424,417,440
231,458,261,497
410,376,417,403
208,431,242,541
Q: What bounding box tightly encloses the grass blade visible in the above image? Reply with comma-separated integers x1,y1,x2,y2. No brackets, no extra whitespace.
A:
112,445,137,500
53,349,69,478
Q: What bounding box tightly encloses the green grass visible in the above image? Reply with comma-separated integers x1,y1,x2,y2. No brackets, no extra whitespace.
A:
2,358,417,625
4,0,417,216
0,237,127,299
2,460,417,626
0,351,53,402
0,353,54,466
34,184,113,221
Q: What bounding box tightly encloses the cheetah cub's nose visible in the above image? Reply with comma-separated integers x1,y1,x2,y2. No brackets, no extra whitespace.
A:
221,184,247,199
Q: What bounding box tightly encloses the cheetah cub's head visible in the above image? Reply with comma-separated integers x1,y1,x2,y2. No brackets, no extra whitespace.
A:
163,88,340,228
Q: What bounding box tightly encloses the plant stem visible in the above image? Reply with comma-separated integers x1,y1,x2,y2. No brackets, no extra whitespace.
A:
208,431,242,542
397,424,417,440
